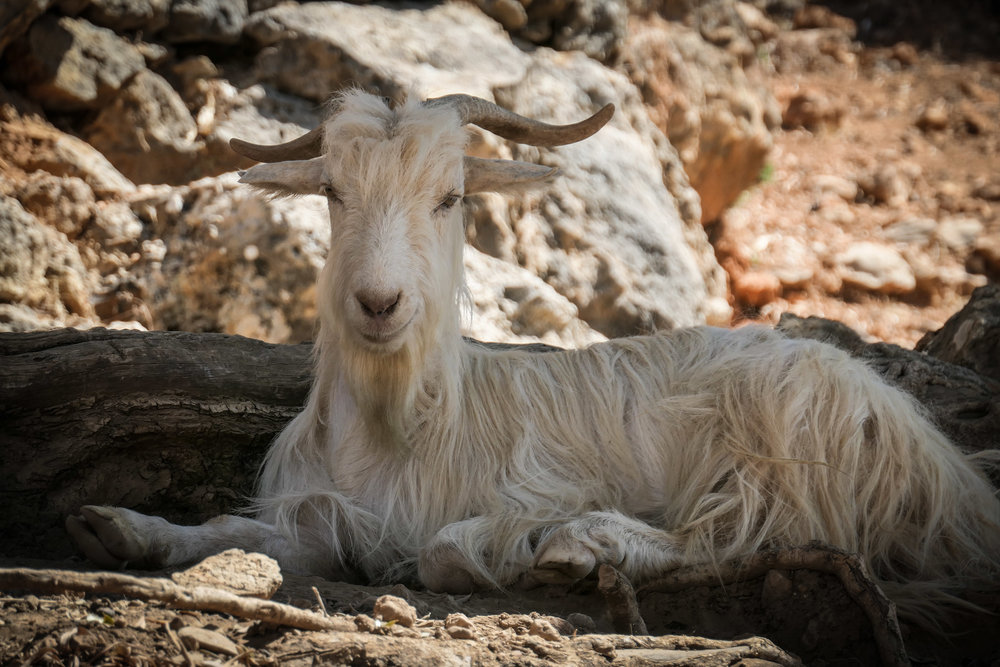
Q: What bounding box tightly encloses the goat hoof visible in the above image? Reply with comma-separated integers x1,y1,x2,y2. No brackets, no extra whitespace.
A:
531,538,598,584
66,505,153,568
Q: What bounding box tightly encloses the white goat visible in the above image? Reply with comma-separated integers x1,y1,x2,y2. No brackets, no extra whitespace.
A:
68,91,999,628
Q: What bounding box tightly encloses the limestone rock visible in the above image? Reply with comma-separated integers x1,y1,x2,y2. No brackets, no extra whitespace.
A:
373,595,417,628
82,0,171,33
527,0,628,64
835,242,916,295
464,246,605,348
161,0,248,44
171,549,282,599
2,15,145,112
621,15,776,223
0,0,52,58
0,109,136,196
85,69,202,185
0,195,96,325
493,50,729,335
245,2,528,102
127,175,329,343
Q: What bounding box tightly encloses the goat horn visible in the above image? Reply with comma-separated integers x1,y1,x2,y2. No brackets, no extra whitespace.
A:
425,94,614,147
229,125,325,163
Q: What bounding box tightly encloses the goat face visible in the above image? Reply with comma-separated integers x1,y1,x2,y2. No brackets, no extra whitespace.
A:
233,92,612,354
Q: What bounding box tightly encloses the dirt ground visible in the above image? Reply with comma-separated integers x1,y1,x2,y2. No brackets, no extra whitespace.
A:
4,5,1000,667
715,8,1000,347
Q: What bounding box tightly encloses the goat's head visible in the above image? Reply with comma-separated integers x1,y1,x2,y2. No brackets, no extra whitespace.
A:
232,92,613,356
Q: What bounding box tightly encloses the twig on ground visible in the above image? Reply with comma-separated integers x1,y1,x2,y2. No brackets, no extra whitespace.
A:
0,567,355,633
597,564,648,635
637,544,908,667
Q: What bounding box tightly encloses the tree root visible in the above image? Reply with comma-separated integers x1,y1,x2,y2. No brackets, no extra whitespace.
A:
0,567,355,633
637,544,909,667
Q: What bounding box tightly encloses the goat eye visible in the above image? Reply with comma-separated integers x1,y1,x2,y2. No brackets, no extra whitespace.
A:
320,184,342,203
434,192,461,214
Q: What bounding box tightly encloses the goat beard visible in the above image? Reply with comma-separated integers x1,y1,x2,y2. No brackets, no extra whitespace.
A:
342,336,426,450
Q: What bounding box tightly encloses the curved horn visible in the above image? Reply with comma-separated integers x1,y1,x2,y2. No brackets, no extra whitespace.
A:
229,125,325,163
425,94,614,147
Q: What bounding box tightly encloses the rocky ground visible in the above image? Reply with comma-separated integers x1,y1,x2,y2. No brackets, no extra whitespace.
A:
2,0,999,665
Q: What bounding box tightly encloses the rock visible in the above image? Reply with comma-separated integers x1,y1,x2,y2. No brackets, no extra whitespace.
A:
494,49,728,335
772,28,856,72
470,0,528,31
0,110,136,196
792,5,856,36
528,617,561,641
531,0,629,64
127,175,329,343
82,0,171,33
782,89,844,132
0,0,52,59
733,270,782,307
566,612,596,633
935,217,983,251
969,234,1000,281
0,195,97,326
860,164,910,207
176,626,239,656
621,15,776,223
161,0,248,44
916,99,949,132
444,613,477,640
85,69,201,185
2,15,145,112
16,173,96,239
373,595,418,628
835,242,916,295
884,217,936,244
171,549,282,599
464,246,605,348
812,174,858,202
246,2,528,102
916,284,1000,383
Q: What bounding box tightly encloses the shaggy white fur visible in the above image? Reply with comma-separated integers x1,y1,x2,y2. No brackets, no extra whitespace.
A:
67,91,1000,630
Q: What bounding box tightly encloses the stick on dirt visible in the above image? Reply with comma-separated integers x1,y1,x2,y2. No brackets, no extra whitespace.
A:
0,567,354,633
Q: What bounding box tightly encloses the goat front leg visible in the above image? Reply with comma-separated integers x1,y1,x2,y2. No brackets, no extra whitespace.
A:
66,506,334,576
530,510,683,585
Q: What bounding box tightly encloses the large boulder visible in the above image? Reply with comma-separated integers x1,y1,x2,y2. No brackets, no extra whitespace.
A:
621,14,778,223
0,196,96,324
1,15,145,112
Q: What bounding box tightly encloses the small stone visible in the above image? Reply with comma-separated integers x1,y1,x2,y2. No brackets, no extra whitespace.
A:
354,614,377,633
733,271,782,307
176,626,239,656
528,618,561,641
916,99,949,132
935,217,984,250
836,242,916,295
590,637,616,658
373,595,417,628
444,612,477,639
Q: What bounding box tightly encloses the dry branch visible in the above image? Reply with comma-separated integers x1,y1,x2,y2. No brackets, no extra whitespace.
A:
638,544,908,667
0,566,355,633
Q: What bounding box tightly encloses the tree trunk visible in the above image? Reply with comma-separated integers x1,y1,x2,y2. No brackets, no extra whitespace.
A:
3,288,998,560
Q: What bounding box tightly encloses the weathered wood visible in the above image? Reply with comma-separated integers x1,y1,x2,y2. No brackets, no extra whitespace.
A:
0,328,312,559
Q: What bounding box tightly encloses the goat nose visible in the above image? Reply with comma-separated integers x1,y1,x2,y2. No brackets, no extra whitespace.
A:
356,290,401,319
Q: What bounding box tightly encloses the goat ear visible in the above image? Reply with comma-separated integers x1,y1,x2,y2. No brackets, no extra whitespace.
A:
463,156,559,195
238,157,326,197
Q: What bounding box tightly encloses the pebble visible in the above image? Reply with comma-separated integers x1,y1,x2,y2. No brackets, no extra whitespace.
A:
935,217,983,250
566,612,597,633
528,618,561,641
373,595,417,628
444,612,477,640
916,99,949,132
176,626,239,656
733,270,782,307
835,242,916,294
